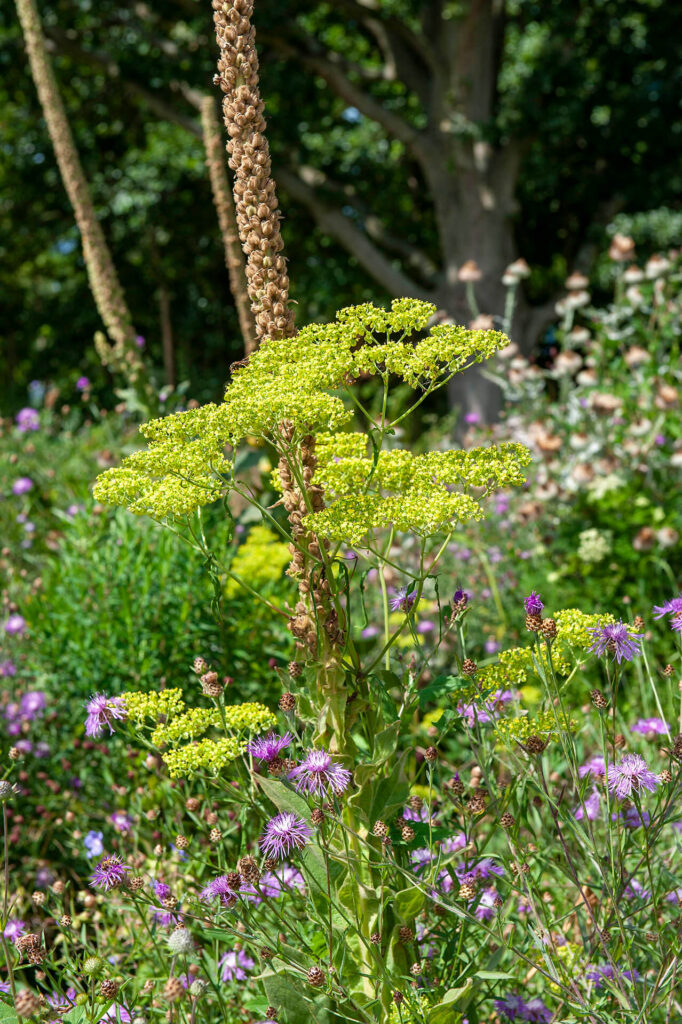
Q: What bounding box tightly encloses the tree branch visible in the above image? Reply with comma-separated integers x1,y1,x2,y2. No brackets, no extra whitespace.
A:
277,166,432,300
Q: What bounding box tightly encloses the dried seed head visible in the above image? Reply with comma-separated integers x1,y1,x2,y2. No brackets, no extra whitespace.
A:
398,926,414,943
175,835,189,850
8,747,20,761
633,615,645,631
590,689,608,710
288,661,302,678
193,657,208,675
659,769,672,784
238,856,260,883
664,664,674,677
408,795,424,812
206,812,219,826
185,797,200,812
225,871,241,889
499,811,515,829
311,808,324,826
525,613,543,632
52,880,65,895
614,733,626,750
672,734,682,759
370,931,381,944
161,894,177,910
540,617,557,640
200,671,223,698
16,934,41,960
493,895,504,909
392,991,404,1006
445,774,464,796
400,824,415,842
100,980,118,999
260,946,274,960
265,1009,278,1021
15,990,41,1018
424,746,438,763
129,876,144,892
209,827,221,843
59,914,72,928
372,820,388,838
279,692,296,712
461,658,477,676
409,962,422,977
31,891,45,906
307,966,325,987
523,734,548,755
459,881,477,901
164,978,185,1002
467,794,487,815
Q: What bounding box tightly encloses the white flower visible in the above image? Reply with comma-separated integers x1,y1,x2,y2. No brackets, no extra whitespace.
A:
167,928,194,955
577,528,612,564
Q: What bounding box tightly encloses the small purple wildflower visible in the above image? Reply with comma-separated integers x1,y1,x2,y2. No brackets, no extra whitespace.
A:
613,806,651,829
441,832,466,854
390,586,417,613
631,717,668,735
574,787,600,821
587,621,643,663
242,864,306,904
4,614,26,636
135,335,145,348
97,1005,132,1024
199,875,240,908
259,812,312,860
84,830,104,859
246,732,292,762
90,854,130,891
288,749,352,796
219,949,255,982
473,887,499,921
456,858,504,884
578,756,606,779
0,982,10,994
524,591,543,616
111,811,133,833
84,693,127,737
495,994,527,1021
76,376,91,391
464,412,480,424
624,878,650,900
0,660,16,677
607,753,659,799
484,638,501,654
672,613,682,633
15,408,40,432
524,998,552,1022
652,595,682,620
452,588,469,608
12,478,33,496
19,691,46,720
35,867,55,889
3,919,26,942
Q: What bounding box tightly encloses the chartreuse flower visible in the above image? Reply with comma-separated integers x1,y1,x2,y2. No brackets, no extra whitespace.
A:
494,709,576,747
123,689,186,724
93,299,515,522
225,526,291,599
554,608,615,652
152,702,276,779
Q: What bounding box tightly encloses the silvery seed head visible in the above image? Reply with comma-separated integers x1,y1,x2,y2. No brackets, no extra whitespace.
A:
167,928,194,955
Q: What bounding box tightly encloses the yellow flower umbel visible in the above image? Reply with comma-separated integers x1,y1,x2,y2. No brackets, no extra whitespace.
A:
224,525,291,599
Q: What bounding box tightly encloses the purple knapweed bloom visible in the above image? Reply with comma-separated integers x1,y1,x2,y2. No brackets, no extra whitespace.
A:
200,875,240,908
15,408,39,432
135,335,145,348
84,830,104,859
607,753,659,799
441,832,466,854
456,858,504,884
464,412,480,425
587,963,641,988
613,806,651,829
219,949,255,982
98,1005,132,1024
631,717,668,735
35,866,55,889
587,621,643,663
624,878,650,900
259,812,312,860
458,689,514,727
473,887,499,921
390,586,417,613
11,478,33,496
0,982,10,994
524,591,543,616
246,732,292,762
0,660,16,677
4,614,26,636
574,787,600,822
484,638,501,654
671,613,682,633
3,919,26,942
524,998,552,1022
410,848,432,871
84,693,127,737
653,595,682,620
90,854,130,891
19,691,46,720
111,811,133,833
76,376,90,391
578,756,606,779
452,588,469,608
288,749,352,796
495,994,527,1021
242,864,306,904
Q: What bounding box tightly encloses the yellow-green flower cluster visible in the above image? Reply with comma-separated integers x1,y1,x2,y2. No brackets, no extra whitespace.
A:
555,608,615,652
388,993,431,1024
92,298,512,521
162,736,245,779
494,709,576,746
225,526,291,599
123,688,186,724
475,642,570,693
152,703,275,747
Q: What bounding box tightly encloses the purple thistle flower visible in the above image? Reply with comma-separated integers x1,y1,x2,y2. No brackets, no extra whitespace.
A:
246,732,292,762
0,983,10,994
578,756,606,779
242,864,306,904
452,588,469,608
111,811,133,833
97,1005,132,1024
4,614,26,636
574,787,600,821
631,717,668,735
672,613,682,633
11,477,33,496
153,880,172,901
652,595,682,619
15,408,40,432
219,949,255,982
3,919,26,942
613,806,651,829
19,691,46,720
473,887,499,921
495,994,527,1021
76,376,91,391
0,660,16,677
524,591,543,616
84,693,127,737
199,875,240,908
587,621,643,663
456,858,504,883
524,998,552,1022
259,812,312,860
288,749,352,796
90,854,130,891
390,586,417,613
441,832,466,854
624,878,650,900
607,753,659,799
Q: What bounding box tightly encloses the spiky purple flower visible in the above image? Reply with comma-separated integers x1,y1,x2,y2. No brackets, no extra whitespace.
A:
90,854,130,891
390,586,417,613
246,732,292,762
84,693,127,737
15,408,40,432
19,691,46,720
607,753,659,799
587,621,643,663
12,478,33,496
495,994,527,1021
219,949,255,982
524,592,543,616
653,595,682,620
578,755,606,779
3,919,26,942
4,615,26,636
631,717,668,735
259,812,312,860
574,787,600,821
288,749,352,796
111,811,133,833
199,875,240,908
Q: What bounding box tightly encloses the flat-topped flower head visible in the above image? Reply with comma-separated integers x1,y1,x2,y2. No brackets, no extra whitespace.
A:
587,621,643,663
288,749,352,796
259,812,312,860
524,592,543,616
90,855,130,891
247,732,293,762
607,753,659,799
199,875,240,909
84,693,127,737
390,587,417,613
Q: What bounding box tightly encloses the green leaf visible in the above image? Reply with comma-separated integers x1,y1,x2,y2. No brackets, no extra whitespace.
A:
476,970,517,981
256,774,311,819
0,1003,19,1024
418,674,465,708
427,981,473,1023
261,971,331,1024
394,886,425,920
